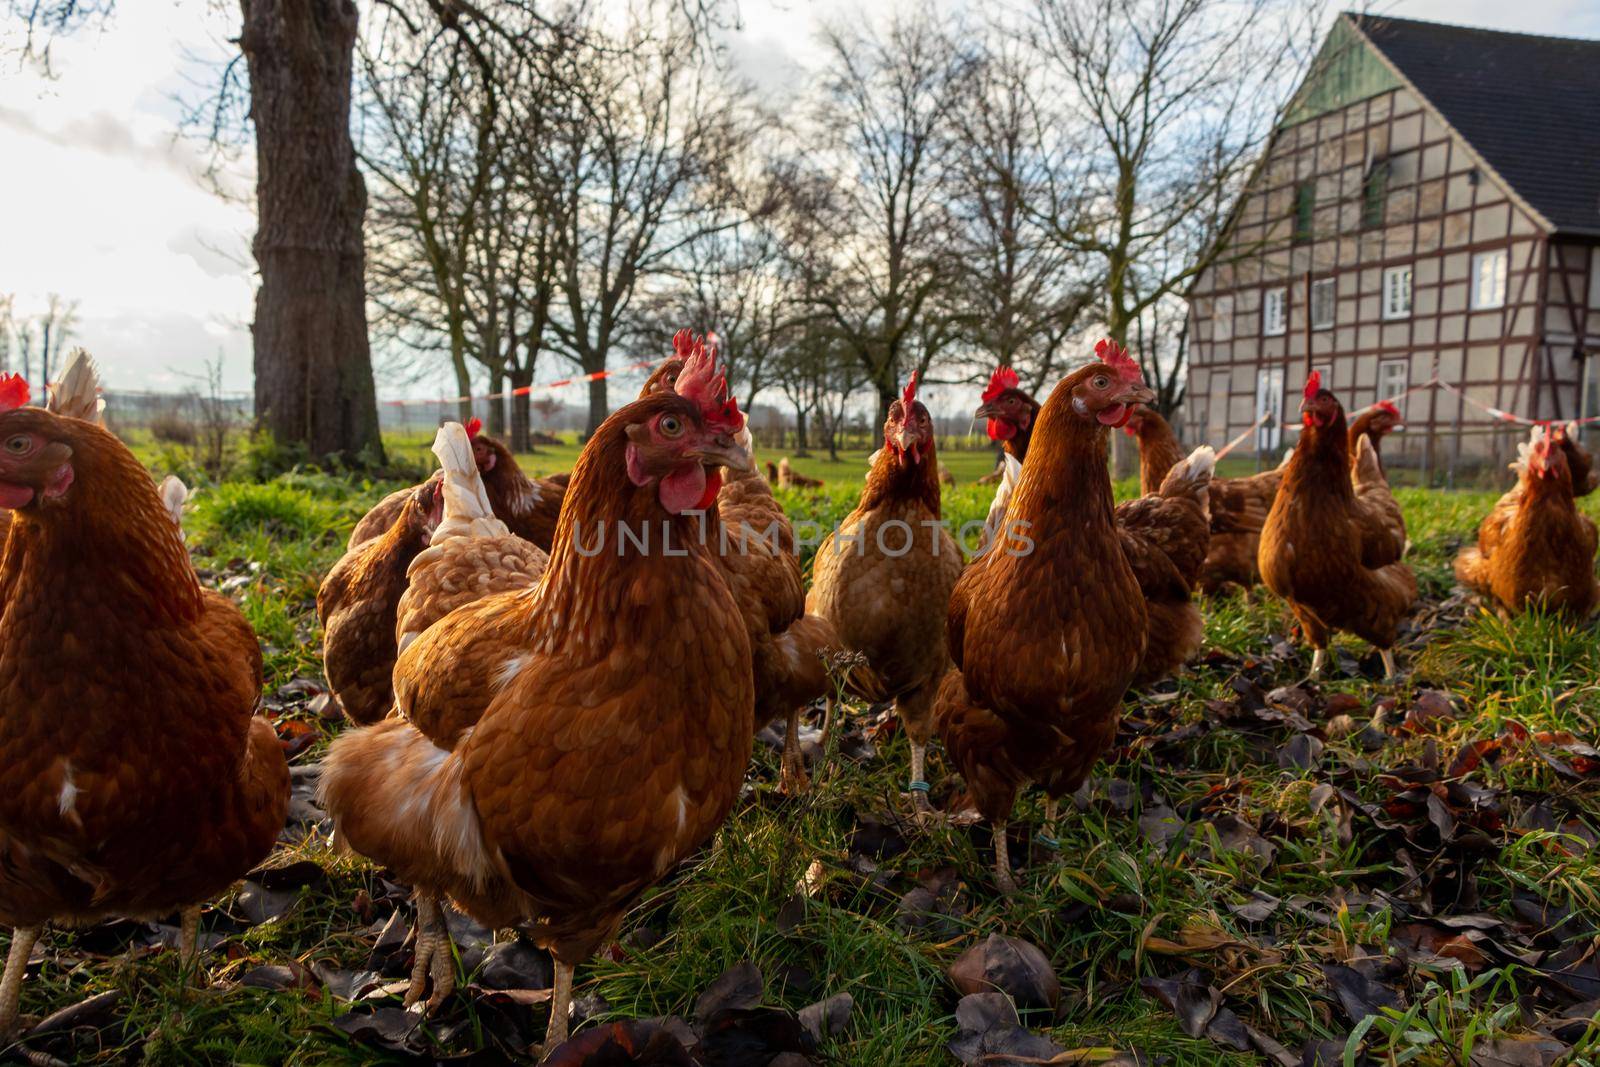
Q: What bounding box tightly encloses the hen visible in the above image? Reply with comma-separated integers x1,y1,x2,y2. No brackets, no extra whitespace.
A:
776,457,824,491
1553,424,1596,497
319,339,754,1052
641,341,839,793
0,376,289,1033
1116,446,1216,684
1347,400,1403,477
1123,403,1283,592
394,422,548,652
808,373,963,815
318,478,443,724
348,422,569,553
1454,426,1598,618
936,343,1155,894
1259,372,1417,678
983,370,1214,684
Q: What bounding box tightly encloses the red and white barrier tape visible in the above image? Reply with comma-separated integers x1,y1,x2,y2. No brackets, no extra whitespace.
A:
382,358,658,407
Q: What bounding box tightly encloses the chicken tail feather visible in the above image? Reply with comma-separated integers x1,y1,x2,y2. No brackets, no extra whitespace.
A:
319,719,498,892
1158,445,1215,520
431,422,510,544
47,348,105,424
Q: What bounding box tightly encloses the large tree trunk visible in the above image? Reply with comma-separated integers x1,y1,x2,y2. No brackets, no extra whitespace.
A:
585,372,607,439
486,370,507,437
793,405,809,455
508,368,533,453
241,0,383,465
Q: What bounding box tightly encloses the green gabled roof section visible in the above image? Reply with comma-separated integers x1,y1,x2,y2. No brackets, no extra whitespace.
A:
1282,16,1401,127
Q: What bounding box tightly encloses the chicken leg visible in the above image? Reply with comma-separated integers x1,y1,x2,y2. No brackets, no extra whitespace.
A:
779,706,809,795
992,822,1018,897
177,905,202,971
404,895,456,1013
1036,798,1060,851
1309,648,1328,679
0,927,39,1037
908,741,935,821
543,959,574,1055
1380,648,1398,681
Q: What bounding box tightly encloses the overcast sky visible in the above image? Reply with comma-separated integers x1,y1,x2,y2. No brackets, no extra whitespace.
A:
0,0,1596,397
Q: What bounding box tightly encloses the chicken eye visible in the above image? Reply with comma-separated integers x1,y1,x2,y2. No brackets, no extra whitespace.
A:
1092,375,1110,390
659,415,684,438
4,435,29,454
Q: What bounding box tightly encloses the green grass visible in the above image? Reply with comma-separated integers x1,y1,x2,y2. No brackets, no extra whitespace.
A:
5,433,1598,1065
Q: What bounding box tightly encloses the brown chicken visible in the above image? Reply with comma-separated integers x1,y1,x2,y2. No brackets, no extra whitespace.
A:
1347,400,1403,477
318,478,443,724
0,376,289,1033
808,373,963,816
348,421,569,553
1259,372,1416,679
1553,423,1596,497
641,342,839,793
985,377,1214,685
394,422,547,652
1454,426,1598,618
1116,447,1216,683
936,342,1155,894
319,339,755,1053
1123,403,1284,592
777,457,824,490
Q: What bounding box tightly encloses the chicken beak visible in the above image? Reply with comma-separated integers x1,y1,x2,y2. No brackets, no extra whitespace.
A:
974,401,1002,421
695,432,754,472
893,426,918,451
1121,384,1157,407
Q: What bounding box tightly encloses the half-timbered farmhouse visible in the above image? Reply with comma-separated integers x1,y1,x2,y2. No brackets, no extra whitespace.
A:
1184,13,1600,474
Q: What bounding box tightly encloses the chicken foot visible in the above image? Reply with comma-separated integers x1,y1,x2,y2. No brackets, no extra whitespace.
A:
992,822,1018,897
0,927,39,1038
779,705,809,795
404,895,457,1013
540,959,575,1058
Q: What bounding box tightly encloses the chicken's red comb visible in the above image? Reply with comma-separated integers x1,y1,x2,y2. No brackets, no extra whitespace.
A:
981,365,1019,404
465,417,482,439
672,328,743,432
1094,338,1142,384
1304,370,1322,401
901,370,921,411
0,374,28,412
1376,400,1400,418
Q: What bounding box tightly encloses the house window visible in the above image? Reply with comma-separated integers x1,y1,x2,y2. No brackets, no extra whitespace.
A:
1313,363,1333,391
1293,182,1316,243
1362,159,1390,228
1256,367,1285,451
1383,266,1413,319
1471,250,1508,309
1310,278,1336,330
1263,288,1287,336
1213,294,1233,342
1379,358,1408,404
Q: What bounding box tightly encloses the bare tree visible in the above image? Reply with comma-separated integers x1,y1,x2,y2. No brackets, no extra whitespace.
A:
948,39,1095,394
35,294,78,390
1026,0,1323,412
544,4,764,435
805,14,972,428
